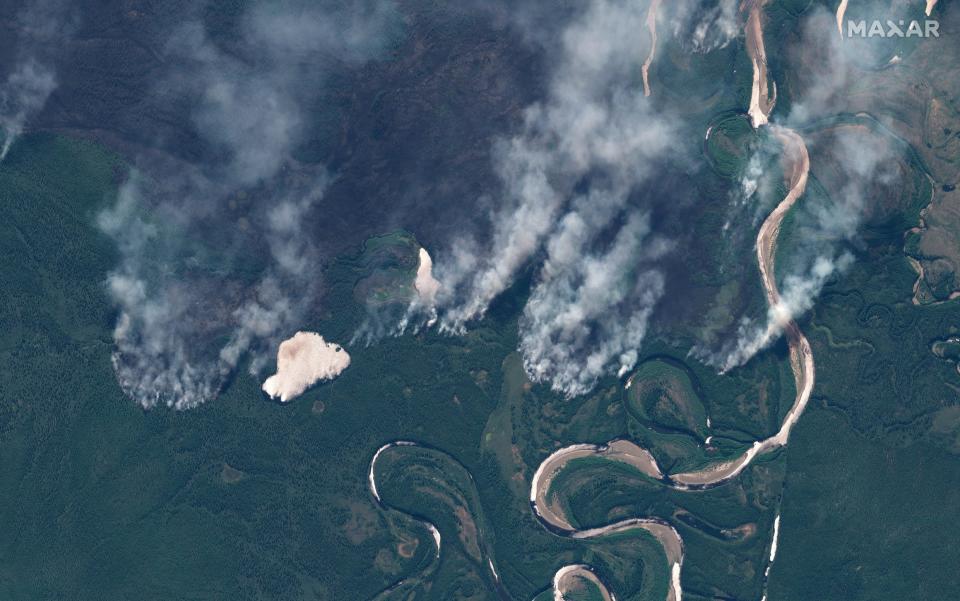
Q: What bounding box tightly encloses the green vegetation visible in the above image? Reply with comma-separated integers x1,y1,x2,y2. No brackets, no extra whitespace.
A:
625,359,707,439
932,337,960,364
0,134,519,599
704,113,759,179
767,175,960,597
543,452,782,600
561,578,608,601
3,0,960,595
351,232,421,305
620,341,796,476
373,444,501,600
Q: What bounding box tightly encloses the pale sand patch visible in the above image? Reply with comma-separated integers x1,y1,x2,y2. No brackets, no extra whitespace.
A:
745,0,775,128
262,331,350,402
671,446,760,486
529,443,598,530
571,519,683,601
758,126,810,310
769,513,781,561
530,440,664,531
411,247,442,327
574,519,682,569
369,441,416,503
428,523,441,558
641,0,662,97
415,248,441,306
604,439,664,479
836,0,849,36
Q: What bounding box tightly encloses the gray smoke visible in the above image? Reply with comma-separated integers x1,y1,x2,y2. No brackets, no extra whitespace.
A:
0,0,72,160
217,183,328,377
437,0,676,327
520,210,672,396
433,0,677,396
99,1,396,409
723,131,780,234
99,175,222,407
706,7,902,369
669,0,739,53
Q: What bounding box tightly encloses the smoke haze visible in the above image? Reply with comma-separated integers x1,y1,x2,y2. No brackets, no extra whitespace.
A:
429,0,681,395
669,0,739,53
99,1,397,409
0,0,72,160
704,6,903,370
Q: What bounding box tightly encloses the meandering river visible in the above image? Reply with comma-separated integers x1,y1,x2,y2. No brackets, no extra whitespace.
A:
367,2,817,598
531,126,813,601
531,5,815,598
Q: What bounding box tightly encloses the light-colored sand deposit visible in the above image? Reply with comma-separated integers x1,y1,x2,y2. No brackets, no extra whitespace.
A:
262,331,350,402
415,248,441,309
745,0,776,128
642,0,662,97
836,0,849,36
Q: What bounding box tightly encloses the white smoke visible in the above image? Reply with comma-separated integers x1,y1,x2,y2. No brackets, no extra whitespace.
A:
520,211,672,396
99,2,396,409
163,2,394,186
784,4,907,125
0,0,71,160
99,176,221,407
716,253,853,371
424,0,679,396
699,5,908,370
0,60,55,160
437,0,676,333
100,176,330,409
784,9,854,126
669,0,739,53
724,133,779,233
710,129,898,370
218,183,328,378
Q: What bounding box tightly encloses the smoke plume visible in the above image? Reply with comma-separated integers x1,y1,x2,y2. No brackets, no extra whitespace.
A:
431,0,678,395
706,7,902,369
99,1,396,409
0,0,71,160
668,0,739,53
520,211,672,396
